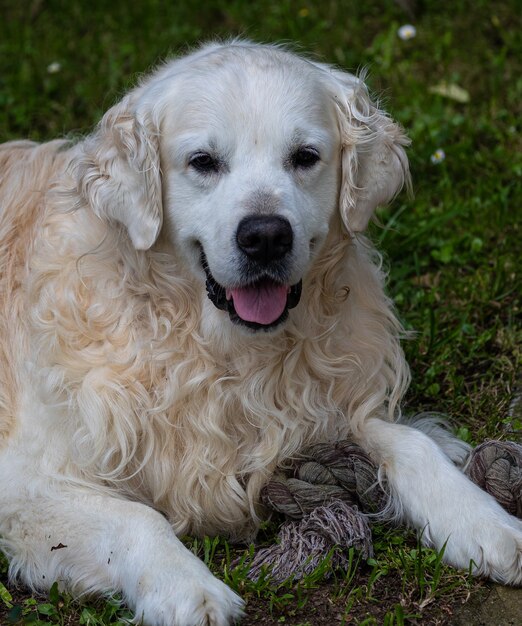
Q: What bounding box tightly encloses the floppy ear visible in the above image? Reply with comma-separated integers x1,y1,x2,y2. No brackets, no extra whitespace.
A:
76,96,163,250
330,71,410,233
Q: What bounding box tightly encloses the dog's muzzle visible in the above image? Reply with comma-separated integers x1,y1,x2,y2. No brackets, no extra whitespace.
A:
202,252,302,331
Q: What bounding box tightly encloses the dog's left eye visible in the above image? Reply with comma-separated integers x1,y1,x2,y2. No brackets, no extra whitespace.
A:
189,152,220,173
290,147,320,169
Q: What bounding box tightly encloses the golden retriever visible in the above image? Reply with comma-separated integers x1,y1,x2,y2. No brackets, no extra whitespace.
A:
0,41,520,626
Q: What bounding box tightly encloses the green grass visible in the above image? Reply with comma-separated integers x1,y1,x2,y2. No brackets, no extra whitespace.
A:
1,0,521,624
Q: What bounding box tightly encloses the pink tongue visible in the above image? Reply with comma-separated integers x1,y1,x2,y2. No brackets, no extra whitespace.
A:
228,281,288,325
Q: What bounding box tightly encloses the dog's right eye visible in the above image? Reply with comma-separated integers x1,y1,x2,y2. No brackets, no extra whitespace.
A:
188,152,220,173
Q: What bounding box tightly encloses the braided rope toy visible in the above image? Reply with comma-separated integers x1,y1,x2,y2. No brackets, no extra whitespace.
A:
246,439,522,582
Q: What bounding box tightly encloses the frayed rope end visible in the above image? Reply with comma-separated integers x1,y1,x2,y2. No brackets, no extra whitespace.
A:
246,500,372,583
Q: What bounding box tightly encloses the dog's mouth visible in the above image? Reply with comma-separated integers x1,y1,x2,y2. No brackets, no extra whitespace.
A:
201,251,302,331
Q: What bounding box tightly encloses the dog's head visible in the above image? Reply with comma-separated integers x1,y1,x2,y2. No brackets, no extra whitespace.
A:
78,41,409,332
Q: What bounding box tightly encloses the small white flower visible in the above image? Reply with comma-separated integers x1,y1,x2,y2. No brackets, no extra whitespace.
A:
430,149,446,164
47,62,62,74
397,24,417,40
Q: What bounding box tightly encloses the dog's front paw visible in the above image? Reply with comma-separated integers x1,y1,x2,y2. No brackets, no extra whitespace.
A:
440,507,522,585
133,563,244,626
469,519,522,585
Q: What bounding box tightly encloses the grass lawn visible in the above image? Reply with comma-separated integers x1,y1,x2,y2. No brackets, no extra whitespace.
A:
1,0,521,624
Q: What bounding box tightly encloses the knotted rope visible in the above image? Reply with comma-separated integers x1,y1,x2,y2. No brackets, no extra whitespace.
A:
464,440,522,518
245,439,522,582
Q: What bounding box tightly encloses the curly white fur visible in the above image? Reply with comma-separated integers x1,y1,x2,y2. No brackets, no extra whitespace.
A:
0,41,520,626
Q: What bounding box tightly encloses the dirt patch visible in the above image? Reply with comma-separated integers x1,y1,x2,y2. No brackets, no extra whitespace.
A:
240,570,478,626
452,585,522,626
242,580,522,625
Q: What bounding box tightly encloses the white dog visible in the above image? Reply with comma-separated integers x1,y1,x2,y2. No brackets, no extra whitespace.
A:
0,41,520,626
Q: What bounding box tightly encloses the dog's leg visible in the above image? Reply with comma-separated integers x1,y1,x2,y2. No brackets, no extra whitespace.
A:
354,418,522,584
0,489,244,626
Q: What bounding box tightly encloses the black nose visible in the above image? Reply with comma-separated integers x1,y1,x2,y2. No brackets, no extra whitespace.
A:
236,215,293,264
